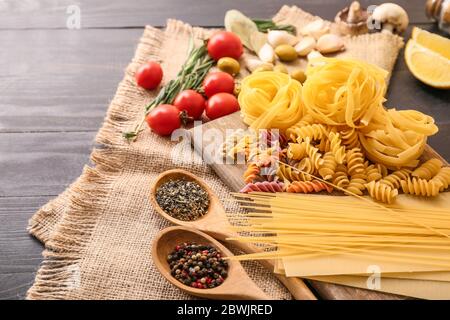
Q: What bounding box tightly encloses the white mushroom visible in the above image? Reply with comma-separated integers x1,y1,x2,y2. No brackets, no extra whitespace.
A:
267,30,299,48
316,34,345,54
295,36,316,56
369,3,409,34
301,19,330,39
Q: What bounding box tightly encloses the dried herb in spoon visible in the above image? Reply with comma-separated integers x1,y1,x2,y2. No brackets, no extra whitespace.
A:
155,179,210,221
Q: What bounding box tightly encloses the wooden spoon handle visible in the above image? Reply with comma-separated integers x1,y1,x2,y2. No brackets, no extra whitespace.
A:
225,238,317,300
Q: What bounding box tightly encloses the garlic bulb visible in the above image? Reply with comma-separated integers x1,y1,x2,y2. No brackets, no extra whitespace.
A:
258,43,276,63
301,19,330,39
295,36,316,56
267,30,299,48
316,34,345,54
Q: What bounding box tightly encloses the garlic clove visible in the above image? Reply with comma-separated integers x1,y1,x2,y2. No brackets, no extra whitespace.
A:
295,36,316,56
316,34,345,54
258,43,276,63
244,57,273,72
267,30,299,48
307,50,324,61
301,19,330,39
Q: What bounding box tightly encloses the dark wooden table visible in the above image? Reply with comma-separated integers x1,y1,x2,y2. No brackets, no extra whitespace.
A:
0,0,448,300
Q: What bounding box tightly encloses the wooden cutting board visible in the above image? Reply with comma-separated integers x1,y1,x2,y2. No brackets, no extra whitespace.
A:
189,111,448,300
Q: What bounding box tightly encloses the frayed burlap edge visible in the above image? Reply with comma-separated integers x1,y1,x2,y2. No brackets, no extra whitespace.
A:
26,25,167,299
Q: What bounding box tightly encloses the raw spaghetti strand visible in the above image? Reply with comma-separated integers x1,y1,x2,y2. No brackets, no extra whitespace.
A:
274,160,450,240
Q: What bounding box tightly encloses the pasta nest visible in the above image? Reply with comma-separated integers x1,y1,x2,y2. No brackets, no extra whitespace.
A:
302,58,388,128
359,108,438,168
238,71,304,131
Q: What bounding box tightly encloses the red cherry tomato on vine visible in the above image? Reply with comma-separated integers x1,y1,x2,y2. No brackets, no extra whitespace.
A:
135,61,163,90
146,104,181,136
173,90,206,120
203,72,235,98
207,31,243,61
205,93,240,120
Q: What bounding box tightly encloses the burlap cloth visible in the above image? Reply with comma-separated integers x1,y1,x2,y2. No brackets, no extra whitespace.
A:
27,6,404,299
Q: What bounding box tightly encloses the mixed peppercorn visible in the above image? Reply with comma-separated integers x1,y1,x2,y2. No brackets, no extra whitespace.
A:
167,242,228,289
156,179,210,221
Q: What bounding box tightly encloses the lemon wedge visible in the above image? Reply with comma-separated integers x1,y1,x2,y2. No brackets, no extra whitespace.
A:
412,27,450,60
405,39,450,89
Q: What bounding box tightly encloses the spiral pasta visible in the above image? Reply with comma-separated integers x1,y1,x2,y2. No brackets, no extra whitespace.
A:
400,178,441,197
379,168,411,189
346,172,367,196
243,163,260,184
375,163,389,178
240,181,285,193
298,157,315,175
365,181,398,204
412,158,443,180
302,58,388,128
303,137,324,169
365,164,382,182
340,127,361,150
285,114,315,141
328,132,346,164
277,162,311,182
239,71,304,131
332,164,350,189
316,136,331,153
431,167,450,191
229,134,257,161
319,152,337,180
346,148,365,176
286,180,333,193
221,129,246,159
286,143,306,160
288,124,328,143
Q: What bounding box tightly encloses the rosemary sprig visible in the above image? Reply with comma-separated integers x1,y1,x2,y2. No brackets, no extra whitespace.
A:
123,41,214,141
252,19,297,35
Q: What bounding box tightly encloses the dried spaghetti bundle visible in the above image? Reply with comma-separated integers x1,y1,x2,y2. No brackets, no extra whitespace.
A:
229,192,450,271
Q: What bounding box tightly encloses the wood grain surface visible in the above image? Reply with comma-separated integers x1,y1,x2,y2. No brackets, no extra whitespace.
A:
0,0,448,300
0,0,431,29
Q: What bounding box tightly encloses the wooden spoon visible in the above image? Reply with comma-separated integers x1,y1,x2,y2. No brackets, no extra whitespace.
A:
152,226,270,300
150,169,316,300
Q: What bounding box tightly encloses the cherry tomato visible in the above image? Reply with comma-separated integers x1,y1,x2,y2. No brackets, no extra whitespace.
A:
203,72,235,98
135,61,163,90
146,104,181,136
173,90,206,120
207,31,243,61
205,93,240,120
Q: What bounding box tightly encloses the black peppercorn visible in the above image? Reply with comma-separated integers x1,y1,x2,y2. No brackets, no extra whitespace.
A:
167,242,228,289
